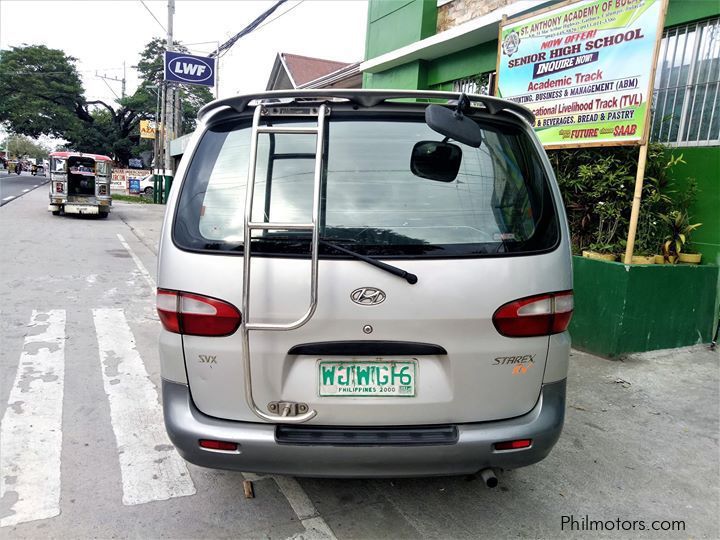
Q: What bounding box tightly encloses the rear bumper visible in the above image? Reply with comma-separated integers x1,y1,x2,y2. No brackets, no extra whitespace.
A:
162,378,566,478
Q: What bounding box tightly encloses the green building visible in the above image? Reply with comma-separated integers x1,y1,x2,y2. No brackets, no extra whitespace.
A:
362,0,719,355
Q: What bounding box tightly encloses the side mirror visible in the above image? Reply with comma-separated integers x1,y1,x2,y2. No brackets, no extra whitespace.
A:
425,104,482,148
410,141,462,182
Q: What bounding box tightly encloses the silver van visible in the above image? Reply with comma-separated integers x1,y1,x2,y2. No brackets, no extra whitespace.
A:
157,90,572,481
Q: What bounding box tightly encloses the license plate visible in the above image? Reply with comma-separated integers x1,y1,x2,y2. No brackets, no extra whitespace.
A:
64,204,98,215
318,360,416,397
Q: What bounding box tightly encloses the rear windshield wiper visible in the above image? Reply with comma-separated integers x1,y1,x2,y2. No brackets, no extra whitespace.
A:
320,240,418,285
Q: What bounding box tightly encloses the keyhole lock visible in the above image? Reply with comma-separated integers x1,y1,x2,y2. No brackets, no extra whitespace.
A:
363,325,373,334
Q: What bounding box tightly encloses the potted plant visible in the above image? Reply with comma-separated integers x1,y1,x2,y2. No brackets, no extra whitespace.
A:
583,242,618,261
658,210,702,264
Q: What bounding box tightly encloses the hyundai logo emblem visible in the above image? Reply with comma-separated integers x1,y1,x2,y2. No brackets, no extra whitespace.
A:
350,287,386,306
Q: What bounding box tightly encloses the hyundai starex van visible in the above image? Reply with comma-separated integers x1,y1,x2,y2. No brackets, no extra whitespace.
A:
157,89,572,480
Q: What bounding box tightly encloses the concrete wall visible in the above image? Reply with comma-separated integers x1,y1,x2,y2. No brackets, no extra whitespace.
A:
365,0,437,60
665,147,720,268
437,0,515,32
363,0,437,89
570,256,719,357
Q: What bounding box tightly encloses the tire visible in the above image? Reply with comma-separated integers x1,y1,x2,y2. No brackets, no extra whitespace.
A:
144,186,154,197
52,211,61,216
99,211,109,219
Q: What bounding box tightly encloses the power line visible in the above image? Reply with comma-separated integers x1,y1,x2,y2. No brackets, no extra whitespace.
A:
98,77,120,100
255,0,305,32
212,0,289,58
138,0,167,33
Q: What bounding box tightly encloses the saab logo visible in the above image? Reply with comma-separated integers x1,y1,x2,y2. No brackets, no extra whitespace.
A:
350,287,386,306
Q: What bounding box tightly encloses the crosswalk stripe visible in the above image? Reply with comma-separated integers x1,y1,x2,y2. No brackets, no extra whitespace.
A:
92,308,196,505
1,310,66,527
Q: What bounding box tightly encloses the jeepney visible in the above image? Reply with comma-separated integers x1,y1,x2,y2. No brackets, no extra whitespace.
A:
48,151,113,217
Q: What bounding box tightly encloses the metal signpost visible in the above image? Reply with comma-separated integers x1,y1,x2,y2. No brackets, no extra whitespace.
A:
495,0,668,263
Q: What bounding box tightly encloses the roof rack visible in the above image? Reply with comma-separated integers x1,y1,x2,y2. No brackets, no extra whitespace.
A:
197,89,535,125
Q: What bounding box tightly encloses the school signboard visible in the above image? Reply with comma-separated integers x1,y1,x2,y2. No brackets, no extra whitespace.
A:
496,0,666,147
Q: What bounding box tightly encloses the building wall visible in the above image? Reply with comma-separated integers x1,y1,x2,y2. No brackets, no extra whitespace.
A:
437,0,516,33
364,0,437,60
363,0,437,89
666,147,720,267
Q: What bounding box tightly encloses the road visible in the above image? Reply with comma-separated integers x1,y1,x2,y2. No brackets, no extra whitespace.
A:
0,187,718,539
0,171,50,207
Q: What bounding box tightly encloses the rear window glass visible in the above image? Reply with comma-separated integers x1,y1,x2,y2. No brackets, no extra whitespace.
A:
173,114,558,257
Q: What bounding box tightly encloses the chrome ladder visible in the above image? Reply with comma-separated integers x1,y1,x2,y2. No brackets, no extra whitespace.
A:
241,103,328,423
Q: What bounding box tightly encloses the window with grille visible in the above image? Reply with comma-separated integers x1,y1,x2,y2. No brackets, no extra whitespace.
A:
651,17,720,146
453,72,496,96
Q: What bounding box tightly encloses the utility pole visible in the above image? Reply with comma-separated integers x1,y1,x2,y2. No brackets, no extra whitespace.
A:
96,66,126,99
164,0,175,181
215,42,220,99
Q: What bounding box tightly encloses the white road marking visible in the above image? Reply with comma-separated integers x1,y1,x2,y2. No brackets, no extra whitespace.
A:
117,233,155,289
273,476,337,539
22,189,30,193
1,310,66,527
92,308,195,505
2,196,14,201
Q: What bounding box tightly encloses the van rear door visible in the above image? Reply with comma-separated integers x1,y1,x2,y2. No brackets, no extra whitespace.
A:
168,108,570,425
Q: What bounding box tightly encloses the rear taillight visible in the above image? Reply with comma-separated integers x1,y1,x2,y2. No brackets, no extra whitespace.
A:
492,291,573,338
199,439,238,452
55,182,64,193
156,289,241,337
98,184,107,195
494,439,532,451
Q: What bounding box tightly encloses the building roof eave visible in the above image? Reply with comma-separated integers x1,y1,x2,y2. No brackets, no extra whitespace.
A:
360,0,553,74
299,62,361,89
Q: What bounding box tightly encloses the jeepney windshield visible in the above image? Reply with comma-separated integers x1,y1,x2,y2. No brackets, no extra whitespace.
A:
51,158,66,173
96,161,109,176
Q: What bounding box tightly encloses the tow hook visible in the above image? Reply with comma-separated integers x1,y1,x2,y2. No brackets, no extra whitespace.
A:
267,401,310,417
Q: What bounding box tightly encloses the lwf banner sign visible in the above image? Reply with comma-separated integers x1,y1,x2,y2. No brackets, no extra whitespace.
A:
164,51,215,87
496,0,666,148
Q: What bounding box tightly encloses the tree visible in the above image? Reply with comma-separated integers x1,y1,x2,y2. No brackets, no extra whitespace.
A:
0,135,50,160
0,46,84,138
0,42,213,165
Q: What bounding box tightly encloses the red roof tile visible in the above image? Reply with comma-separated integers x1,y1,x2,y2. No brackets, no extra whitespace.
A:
281,53,351,86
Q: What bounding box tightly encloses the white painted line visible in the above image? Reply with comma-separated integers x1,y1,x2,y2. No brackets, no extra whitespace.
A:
2,196,14,201
117,233,155,290
273,476,336,539
22,189,30,193
1,310,66,527
92,308,195,505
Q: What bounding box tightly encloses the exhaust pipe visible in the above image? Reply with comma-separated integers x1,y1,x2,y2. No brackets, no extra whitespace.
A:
479,468,498,488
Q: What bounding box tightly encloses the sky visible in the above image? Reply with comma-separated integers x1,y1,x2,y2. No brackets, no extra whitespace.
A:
0,0,368,107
